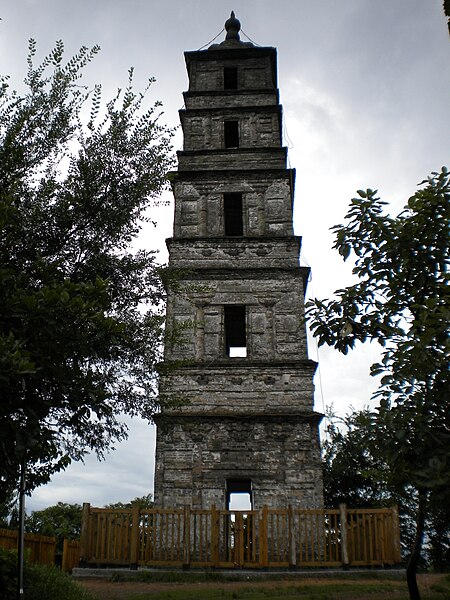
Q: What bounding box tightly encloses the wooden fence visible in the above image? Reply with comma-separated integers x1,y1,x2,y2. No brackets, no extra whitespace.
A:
62,539,81,572
0,528,56,565
79,504,401,569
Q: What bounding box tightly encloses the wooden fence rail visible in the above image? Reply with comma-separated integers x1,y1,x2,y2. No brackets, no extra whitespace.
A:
0,528,56,565
79,504,401,569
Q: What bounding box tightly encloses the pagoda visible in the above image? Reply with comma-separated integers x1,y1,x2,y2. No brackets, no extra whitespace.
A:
154,13,323,510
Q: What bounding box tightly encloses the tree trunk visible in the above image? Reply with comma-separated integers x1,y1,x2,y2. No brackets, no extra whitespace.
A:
406,490,427,600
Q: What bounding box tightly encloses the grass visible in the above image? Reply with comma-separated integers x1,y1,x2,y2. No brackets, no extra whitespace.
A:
126,583,402,600
78,571,450,600
108,569,406,584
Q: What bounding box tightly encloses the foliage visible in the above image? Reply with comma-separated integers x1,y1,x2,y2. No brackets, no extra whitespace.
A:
0,548,95,600
306,168,449,598
26,502,81,541
0,40,175,501
24,563,96,600
322,408,393,509
0,548,16,600
25,502,81,563
322,408,450,569
0,492,16,529
104,493,153,510
427,496,450,572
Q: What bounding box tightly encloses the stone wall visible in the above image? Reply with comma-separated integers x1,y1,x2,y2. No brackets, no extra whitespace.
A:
172,172,295,237
185,51,277,92
167,238,301,269
180,106,282,150
164,271,309,362
154,414,323,510
184,90,279,110
177,148,287,172
159,362,316,415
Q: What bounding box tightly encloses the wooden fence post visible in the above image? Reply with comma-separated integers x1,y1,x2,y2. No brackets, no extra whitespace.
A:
211,505,220,567
129,505,140,569
288,505,296,568
234,512,244,567
183,505,191,568
79,503,90,567
62,539,69,572
259,505,268,568
339,503,349,568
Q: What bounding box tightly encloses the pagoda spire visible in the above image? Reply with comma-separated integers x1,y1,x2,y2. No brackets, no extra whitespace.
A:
225,11,241,41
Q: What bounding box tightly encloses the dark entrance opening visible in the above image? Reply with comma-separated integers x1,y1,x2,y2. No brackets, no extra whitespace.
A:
224,67,238,90
224,193,243,236
224,305,246,357
224,120,239,148
226,479,253,510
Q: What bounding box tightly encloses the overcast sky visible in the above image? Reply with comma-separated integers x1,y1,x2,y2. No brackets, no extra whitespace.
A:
1,1,448,512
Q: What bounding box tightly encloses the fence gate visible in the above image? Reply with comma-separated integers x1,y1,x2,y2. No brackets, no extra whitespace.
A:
213,510,260,567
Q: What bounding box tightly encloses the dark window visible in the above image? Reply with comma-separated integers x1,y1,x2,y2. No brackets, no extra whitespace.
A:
224,67,238,90
224,305,246,357
224,120,239,148
224,193,243,236
226,479,253,510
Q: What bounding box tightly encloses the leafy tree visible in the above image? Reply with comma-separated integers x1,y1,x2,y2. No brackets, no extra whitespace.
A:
0,40,174,502
444,1,450,35
104,493,153,510
0,490,17,529
322,408,450,570
25,502,82,564
322,408,392,509
26,502,81,541
306,168,449,600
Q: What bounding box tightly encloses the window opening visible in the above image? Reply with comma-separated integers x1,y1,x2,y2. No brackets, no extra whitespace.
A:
226,479,253,510
224,67,238,90
224,120,239,148
224,193,243,236
224,305,247,357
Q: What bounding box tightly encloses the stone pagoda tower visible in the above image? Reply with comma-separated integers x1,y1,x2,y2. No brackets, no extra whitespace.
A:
154,13,323,510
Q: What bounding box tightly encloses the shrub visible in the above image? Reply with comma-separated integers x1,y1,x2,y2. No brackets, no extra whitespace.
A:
0,549,95,600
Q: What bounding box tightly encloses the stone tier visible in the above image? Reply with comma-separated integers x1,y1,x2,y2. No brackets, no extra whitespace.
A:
180,105,282,151
184,89,279,110
153,412,323,510
159,360,317,415
164,269,310,362
184,47,277,93
177,147,287,171
166,237,301,269
171,169,295,238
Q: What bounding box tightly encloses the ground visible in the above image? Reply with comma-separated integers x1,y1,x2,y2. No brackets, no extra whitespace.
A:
76,572,450,600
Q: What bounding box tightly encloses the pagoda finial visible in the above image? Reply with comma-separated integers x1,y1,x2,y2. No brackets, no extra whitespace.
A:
225,10,241,41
